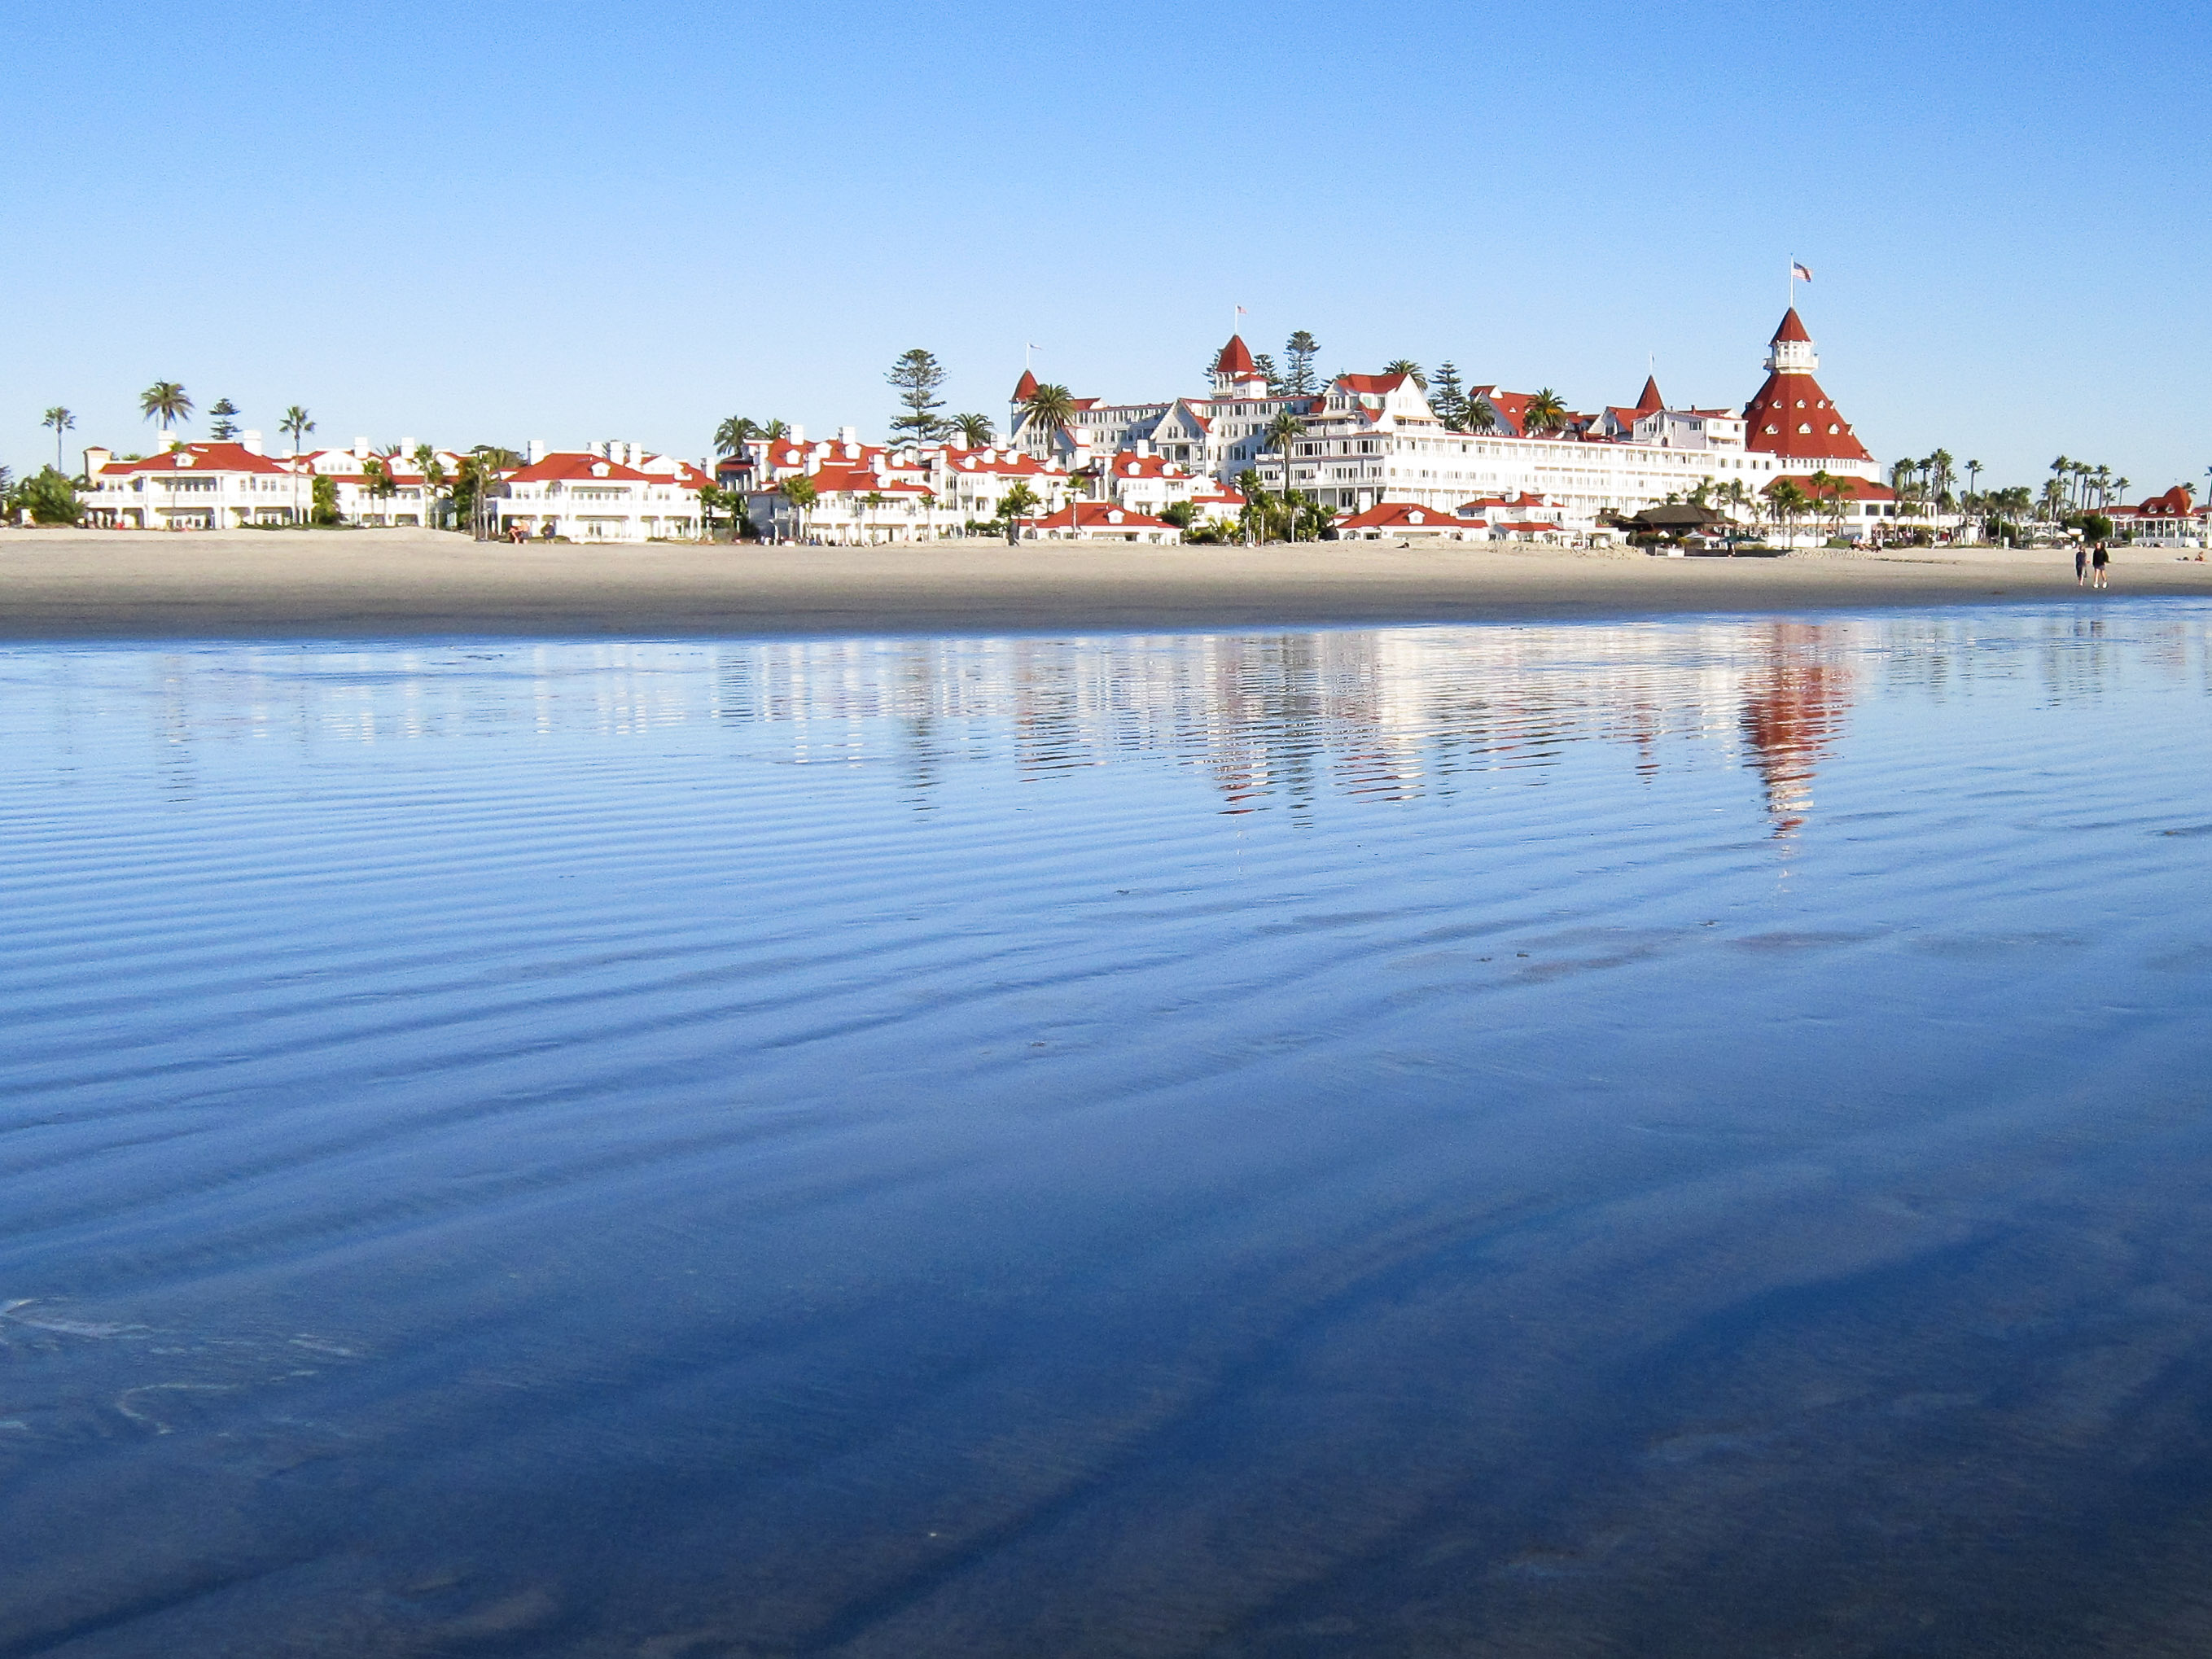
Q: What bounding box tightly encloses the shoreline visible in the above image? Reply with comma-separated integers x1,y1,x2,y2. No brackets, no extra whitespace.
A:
3,527,2208,641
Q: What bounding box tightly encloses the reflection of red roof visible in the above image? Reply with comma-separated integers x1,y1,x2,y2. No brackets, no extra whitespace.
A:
97,441,292,477
1742,374,1873,462
1634,374,1664,414
1213,335,1257,375
1772,307,1812,344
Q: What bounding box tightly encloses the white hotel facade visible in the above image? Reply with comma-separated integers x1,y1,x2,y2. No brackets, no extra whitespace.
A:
1010,309,1891,537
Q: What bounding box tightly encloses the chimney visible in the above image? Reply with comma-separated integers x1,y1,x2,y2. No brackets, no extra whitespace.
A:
786,424,804,444
83,446,112,475
951,433,969,452
838,425,857,446
528,440,546,464
353,437,370,459
241,430,264,456
1137,438,1151,457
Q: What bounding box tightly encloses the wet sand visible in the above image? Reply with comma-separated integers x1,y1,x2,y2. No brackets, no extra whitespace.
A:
2,526,2207,638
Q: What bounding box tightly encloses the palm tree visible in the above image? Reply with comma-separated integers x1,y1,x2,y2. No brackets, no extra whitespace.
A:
1264,409,1307,535
1466,398,1498,434
714,415,759,455
140,380,192,441
779,474,817,543
1926,449,1955,514
757,419,790,445
1018,383,1076,452
1766,478,1811,545
1238,471,1273,548
949,412,994,449
1382,359,1426,388
280,406,315,525
1808,469,1853,541
412,441,447,529
1522,388,1569,436
42,407,74,473
996,479,1040,545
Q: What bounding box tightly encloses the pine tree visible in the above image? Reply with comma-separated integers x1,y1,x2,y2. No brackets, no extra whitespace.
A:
1253,353,1283,396
887,348,948,443
208,398,240,440
1283,331,1320,396
1430,362,1465,430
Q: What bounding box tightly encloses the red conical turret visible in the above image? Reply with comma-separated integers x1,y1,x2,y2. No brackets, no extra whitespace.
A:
1213,335,1256,376
1634,374,1664,414
1012,367,1039,403
1742,309,1871,463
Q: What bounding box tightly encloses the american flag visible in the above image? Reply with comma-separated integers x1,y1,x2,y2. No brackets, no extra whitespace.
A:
1791,262,1814,283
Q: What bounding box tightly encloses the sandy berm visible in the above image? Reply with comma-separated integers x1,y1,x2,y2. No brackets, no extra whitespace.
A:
3,527,2205,639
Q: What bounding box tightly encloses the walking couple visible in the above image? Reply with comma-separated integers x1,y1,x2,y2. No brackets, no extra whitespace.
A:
2075,541,2110,589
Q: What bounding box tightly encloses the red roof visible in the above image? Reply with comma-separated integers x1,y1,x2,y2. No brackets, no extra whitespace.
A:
1336,501,1466,530
95,440,293,477
1213,334,1257,375
1013,368,1039,402
1741,372,1873,462
2135,484,2196,516
1107,450,1185,479
1335,372,1417,396
1767,473,1894,501
1634,374,1664,414
1772,308,1812,344
507,451,657,484
1030,501,1173,530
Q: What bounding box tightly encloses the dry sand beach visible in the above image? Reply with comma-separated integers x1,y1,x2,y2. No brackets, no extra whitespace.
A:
3,526,2209,639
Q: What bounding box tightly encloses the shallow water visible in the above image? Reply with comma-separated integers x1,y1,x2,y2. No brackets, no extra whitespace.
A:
4,605,2212,1657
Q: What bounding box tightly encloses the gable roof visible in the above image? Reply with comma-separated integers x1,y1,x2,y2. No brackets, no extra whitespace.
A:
1336,501,1465,530
507,451,657,484
94,440,293,477
1031,501,1174,530
1334,372,1419,396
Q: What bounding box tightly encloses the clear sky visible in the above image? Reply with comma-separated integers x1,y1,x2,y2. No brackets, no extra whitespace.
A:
4,0,2206,494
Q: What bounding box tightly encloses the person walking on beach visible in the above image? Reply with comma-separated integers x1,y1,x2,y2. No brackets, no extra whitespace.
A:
2075,543,2088,586
2092,541,2111,589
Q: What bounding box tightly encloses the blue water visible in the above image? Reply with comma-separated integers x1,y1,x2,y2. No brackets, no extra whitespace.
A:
4,606,2212,1656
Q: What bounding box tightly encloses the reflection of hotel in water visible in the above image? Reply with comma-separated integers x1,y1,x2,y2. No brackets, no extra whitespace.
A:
72,613,2211,839
718,622,1859,834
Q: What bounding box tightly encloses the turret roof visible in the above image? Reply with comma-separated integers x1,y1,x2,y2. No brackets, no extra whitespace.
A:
1214,335,1257,375
1772,307,1812,344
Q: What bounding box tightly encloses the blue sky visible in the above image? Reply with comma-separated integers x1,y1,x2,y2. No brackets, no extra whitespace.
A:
4,0,2206,492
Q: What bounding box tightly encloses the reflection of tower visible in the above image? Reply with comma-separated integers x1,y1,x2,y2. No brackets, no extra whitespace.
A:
1739,622,1853,836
